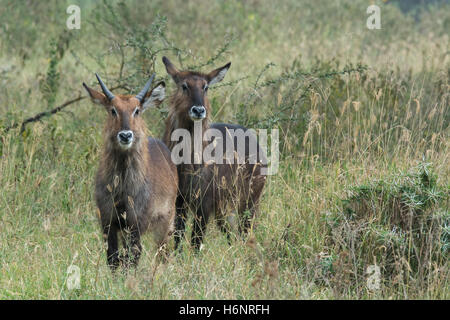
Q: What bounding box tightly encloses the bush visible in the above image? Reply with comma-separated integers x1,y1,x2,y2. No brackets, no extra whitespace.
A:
324,162,449,297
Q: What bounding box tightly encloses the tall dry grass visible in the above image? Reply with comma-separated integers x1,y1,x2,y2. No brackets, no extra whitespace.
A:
0,0,448,299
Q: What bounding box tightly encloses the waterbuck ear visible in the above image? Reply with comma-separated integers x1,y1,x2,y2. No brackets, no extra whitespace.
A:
207,62,231,86
83,83,109,106
142,81,166,111
162,56,180,83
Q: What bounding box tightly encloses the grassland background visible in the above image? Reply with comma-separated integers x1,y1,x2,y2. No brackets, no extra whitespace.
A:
0,0,448,299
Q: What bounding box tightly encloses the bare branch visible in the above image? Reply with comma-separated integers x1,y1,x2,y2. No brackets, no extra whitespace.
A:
3,85,126,134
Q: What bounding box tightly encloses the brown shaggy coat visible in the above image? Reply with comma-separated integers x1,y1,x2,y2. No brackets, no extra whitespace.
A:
161,57,266,250
84,81,178,270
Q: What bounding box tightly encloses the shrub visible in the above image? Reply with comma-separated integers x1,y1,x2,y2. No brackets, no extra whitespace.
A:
324,162,448,297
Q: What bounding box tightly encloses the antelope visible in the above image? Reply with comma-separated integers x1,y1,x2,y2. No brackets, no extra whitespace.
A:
161,56,267,251
83,73,178,271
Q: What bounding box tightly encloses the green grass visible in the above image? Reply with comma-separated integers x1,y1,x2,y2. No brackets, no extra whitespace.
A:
0,0,449,299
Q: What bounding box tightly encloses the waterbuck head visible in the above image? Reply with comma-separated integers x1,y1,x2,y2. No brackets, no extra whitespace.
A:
162,56,230,124
83,74,165,152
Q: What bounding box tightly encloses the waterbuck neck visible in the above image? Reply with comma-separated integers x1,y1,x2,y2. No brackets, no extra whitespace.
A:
101,137,149,188
164,95,210,153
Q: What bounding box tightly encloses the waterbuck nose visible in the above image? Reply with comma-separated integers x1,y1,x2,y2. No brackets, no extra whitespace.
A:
118,130,133,144
190,106,206,119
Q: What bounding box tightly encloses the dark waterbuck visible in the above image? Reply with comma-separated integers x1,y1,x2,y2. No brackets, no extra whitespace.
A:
83,74,178,271
161,56,267,251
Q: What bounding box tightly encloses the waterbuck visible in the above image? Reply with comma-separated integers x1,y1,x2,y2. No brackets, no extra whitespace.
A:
83,74,178,271
161,56,267,251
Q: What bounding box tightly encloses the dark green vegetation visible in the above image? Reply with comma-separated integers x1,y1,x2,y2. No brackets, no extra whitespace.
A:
0,0,448,299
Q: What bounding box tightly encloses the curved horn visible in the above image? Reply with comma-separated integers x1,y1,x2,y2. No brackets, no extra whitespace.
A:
135,73,155,103
95,73,115,101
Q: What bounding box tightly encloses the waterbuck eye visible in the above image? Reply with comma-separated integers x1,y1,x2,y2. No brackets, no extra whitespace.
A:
204,85,209,92
111,108,117,116
134,107,140,117
182,83,188,92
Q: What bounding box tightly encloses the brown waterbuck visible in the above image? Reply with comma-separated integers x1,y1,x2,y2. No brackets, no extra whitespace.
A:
161,56,267,251
83,74,178,271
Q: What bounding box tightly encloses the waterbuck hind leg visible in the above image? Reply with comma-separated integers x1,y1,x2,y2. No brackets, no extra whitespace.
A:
238,174,266,236
104,224,120,272
238,205,259,237
151,213,174,262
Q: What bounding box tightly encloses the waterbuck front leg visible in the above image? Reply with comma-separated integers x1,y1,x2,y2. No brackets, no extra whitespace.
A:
191,191,214,252
103,223,120,272
121,227,142,269
191,210,210,252
174,195,187,252
216,217,233,245
129,229,142,267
